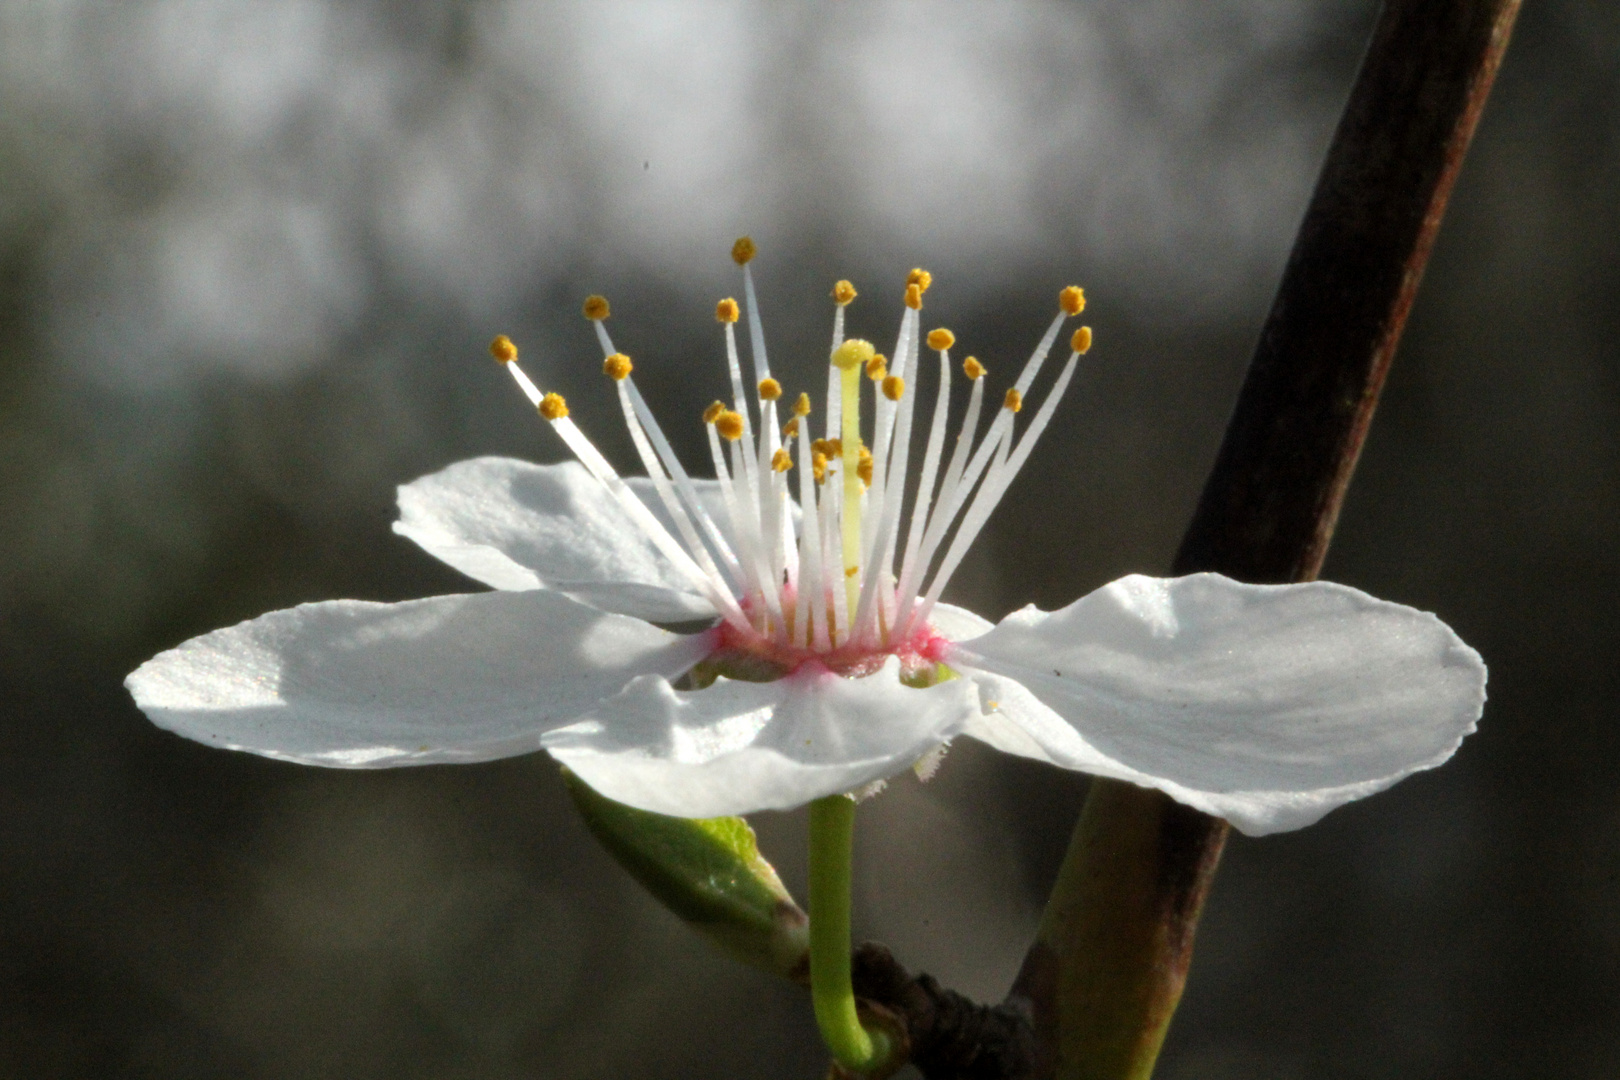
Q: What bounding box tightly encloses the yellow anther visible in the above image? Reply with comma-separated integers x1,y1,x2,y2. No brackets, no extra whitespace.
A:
716,297,740,323
784,417,801,438
602,353,633,380
731,236,757,265
771,448,793,473
812,438,830,457
539,393,569,420
703,400,726,425
826,437,843,456
963,356,986,380
758,377,783,401
812,451,828,482
905,283,922,310
489,335,518,363
716,410,745,441
882,374,905,401
865,354,888,381
582,295,610,321
907,268,933,294
832,280,857,306
845,565,860,579
832,338,875,371
1071,326,1093,354
793,391,812,417
1004,388,1023,413
857,446,873,486
926,328,955,351
1059,286,1086,316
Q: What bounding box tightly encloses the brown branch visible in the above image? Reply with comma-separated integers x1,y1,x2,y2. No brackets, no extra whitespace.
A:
1007,2,1524,1079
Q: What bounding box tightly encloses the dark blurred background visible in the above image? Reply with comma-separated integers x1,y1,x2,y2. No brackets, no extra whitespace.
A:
1,2,1615,1077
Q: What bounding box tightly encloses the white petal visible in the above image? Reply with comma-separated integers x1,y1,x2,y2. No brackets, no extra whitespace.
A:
947,573,1486,836
127,590,716,768
926,601,994,643
393,457,729,621
543,656,981,818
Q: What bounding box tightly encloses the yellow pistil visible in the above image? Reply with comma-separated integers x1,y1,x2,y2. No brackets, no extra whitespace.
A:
732,236,757,265
539,392,569,420
1072,326,1093,354
1059,286,1086,316
830,338,874,616
926,328,955,351
716,297,740,323
1004,388,1023,413
582,295,611,321
963,356,986,380
716,410,745,441
602,353,633,380
759,377,783,401
882,375,905,402
772,448,793,473
489,335,518,363
832,280,857,306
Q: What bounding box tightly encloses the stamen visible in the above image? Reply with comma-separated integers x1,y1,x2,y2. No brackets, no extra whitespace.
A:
490,335,518,363
1059,286,1086,316
812,451,828,482
882,375,905,402
716,298,740,323
794,392,812,417
731,237,757,265
832,280,857,306
857,449,873,486
772,448,793,473
703,401,726,425
926,328,955,351
784,418,801,439
1072,326,1093,354
907,268,933,295
865,355,887,381
716,410,745,441
914,341,1087,629
905,283,922,310
603,353,633,380
759,377,783,401
583,295,611,321
963,356,986,380
1004,388,1024,413
539,392,568,420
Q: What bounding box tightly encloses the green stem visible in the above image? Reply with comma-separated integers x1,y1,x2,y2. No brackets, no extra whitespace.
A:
808,795,891,1072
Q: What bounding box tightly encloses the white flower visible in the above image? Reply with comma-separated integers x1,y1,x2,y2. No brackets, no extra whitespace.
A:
126,244,1486,837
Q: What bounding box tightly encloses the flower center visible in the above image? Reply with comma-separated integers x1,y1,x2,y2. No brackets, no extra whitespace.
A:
489,240,1093,665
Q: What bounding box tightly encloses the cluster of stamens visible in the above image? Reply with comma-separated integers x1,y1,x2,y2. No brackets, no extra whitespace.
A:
491,238,1091,676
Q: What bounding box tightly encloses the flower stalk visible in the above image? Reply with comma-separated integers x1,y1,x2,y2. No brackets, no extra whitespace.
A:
808,795,895,1074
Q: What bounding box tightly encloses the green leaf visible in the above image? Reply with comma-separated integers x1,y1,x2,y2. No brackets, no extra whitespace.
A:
562,768,809,981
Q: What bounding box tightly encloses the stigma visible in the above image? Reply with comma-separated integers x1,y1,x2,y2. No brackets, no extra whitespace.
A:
492,242,1094,666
